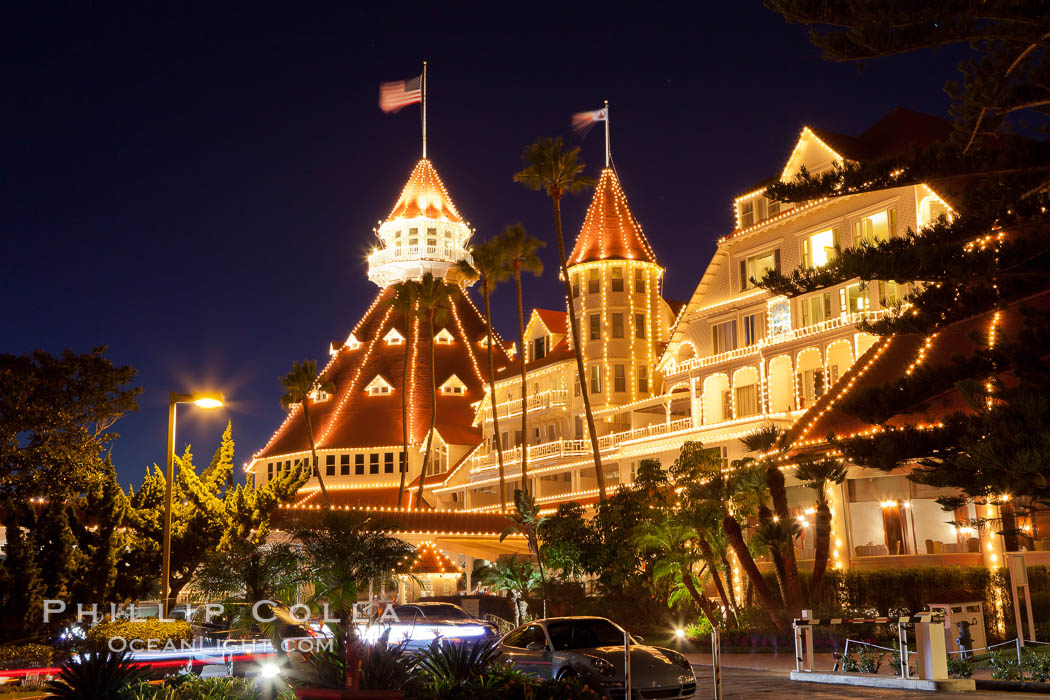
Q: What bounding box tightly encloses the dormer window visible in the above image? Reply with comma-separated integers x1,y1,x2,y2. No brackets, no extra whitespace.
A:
310,388,331,402
346,332,362,351
478,335,490,348
532,336,548,361
739,200,754,228
440,374,467,395
365,375,393,396
384,328,405,346
434,328,454,345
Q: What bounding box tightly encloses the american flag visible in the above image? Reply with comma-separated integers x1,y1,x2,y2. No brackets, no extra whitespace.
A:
379,75,423,113
571,107,608,132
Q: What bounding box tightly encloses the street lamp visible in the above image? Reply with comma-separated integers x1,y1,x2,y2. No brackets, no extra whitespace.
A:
161,390,225,617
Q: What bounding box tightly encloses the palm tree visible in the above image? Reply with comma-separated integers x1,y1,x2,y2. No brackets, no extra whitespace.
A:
513,138,605,502
496,223,545,496
793,456,847,606
414,272,452,510
281,359,335,507
500,489,549,618
457,239,511,512
740,425,802,612
680,502,738,627
475,558,542,624
387,281,420,509
633,519,722,627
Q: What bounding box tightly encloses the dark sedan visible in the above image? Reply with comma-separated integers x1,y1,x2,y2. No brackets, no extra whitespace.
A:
498,616,696,699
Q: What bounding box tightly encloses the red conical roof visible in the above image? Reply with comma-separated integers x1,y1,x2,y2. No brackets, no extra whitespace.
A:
255,285,511,460
387,159,463,223
568,168,659,266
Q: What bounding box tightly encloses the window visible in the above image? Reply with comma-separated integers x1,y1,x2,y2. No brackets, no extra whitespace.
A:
612,313,624,338
797,369,826,408
571,273,580,298
325,454,335,476
768,299,791,336
366,376,393,396
589,314,600,340
614,364,626,392
801,229,840,268
840,284,869,315
587,269,599,294
735,384,760,417
611,267,624,292
634,268,645,293
801,293,832,326
589,365,601,394
721,390,732,421
532,336,548,361
574,372,581,396
355,454,365,475
739,199,754,228
712,320,737,354
635,313,646,339
854,208,896,246
384,329,404,346
879,280,905,307
399,451,406,473
369,453,379,475
767,198,780,219
434,328,454,345
743,312,765,346
267,462,273,480
384,452,394,473
340,454,350,476
638,365,649,393
740,249,780,290
440,375,467,395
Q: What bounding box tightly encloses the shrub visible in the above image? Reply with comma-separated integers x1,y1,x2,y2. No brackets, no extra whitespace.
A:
947,655,974,679
990,649,1023,681
86,620,193,649
0,643,53,670
125,676,297,699
841,644,882,674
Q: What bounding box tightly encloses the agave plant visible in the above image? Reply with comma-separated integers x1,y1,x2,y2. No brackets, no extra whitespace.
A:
360,629,415,691
45,647,150,699
413,637,502,690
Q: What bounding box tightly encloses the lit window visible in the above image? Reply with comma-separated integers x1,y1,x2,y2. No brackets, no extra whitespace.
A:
879,280,905,307
614,364,626,392
712,320,737,354
767,198,780,219
801,229,839,268
854,209,896,246
612,313,624,339
384,328,405,345
588,269,600,294
572,273,581,298
611,267,624,292
735,384,760,417
740,249,780,291
800,293,833,326
434,328,454,345
440,374,467,395
743,312,765,346
840,284,869,315
589,314,600,340
589,365,602,394
768,299,791,337
739,199,754,228
634,268,645,293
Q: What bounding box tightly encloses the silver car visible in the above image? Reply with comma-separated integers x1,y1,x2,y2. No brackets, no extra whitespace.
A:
498,616,696,699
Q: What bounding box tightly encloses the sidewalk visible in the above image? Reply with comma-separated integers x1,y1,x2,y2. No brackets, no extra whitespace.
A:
684,651,837,672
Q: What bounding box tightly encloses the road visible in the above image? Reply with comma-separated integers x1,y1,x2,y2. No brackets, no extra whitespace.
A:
689,666,1048,698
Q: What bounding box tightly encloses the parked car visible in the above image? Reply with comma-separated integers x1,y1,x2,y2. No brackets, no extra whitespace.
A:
387,602,499,649
498,616,696,699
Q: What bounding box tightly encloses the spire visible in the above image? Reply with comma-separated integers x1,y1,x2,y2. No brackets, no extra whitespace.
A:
386,158,463,223
567,168,659,267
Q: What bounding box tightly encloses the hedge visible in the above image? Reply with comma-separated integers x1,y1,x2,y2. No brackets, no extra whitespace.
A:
0,643,53,670
86,620,193,648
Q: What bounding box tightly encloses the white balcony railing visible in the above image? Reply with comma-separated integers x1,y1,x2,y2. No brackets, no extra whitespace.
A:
469,417,696,475
368,244,464,267
480,389,568,422
664,310,889,378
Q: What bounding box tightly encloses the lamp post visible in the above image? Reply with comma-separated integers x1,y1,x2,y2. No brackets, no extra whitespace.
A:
161,391,225,617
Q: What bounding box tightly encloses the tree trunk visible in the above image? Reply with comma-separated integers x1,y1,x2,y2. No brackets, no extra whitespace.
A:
397,313,411,509
551,196,606,502
682,568,719,626
721,551,738,612
302,402,331,507
415,313,437,510
514,265,529,496
698,538,736,626
767,466,802,612
723,514,785,632
758,503,796,617
810,503,832,608
483,283,508,513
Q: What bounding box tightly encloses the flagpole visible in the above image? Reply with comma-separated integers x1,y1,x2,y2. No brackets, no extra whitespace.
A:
604,99,610,168
422,61,428,159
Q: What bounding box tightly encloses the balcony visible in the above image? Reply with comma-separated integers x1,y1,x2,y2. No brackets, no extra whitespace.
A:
469,417,695,475
480,390,568,423
368,244,465,267
664,309,889,378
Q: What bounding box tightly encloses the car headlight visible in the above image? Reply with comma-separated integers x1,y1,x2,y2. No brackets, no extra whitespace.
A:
660,648,693,672
589,656,616,676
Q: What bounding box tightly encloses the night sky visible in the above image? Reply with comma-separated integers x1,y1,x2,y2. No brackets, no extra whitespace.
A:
2,2,965,487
